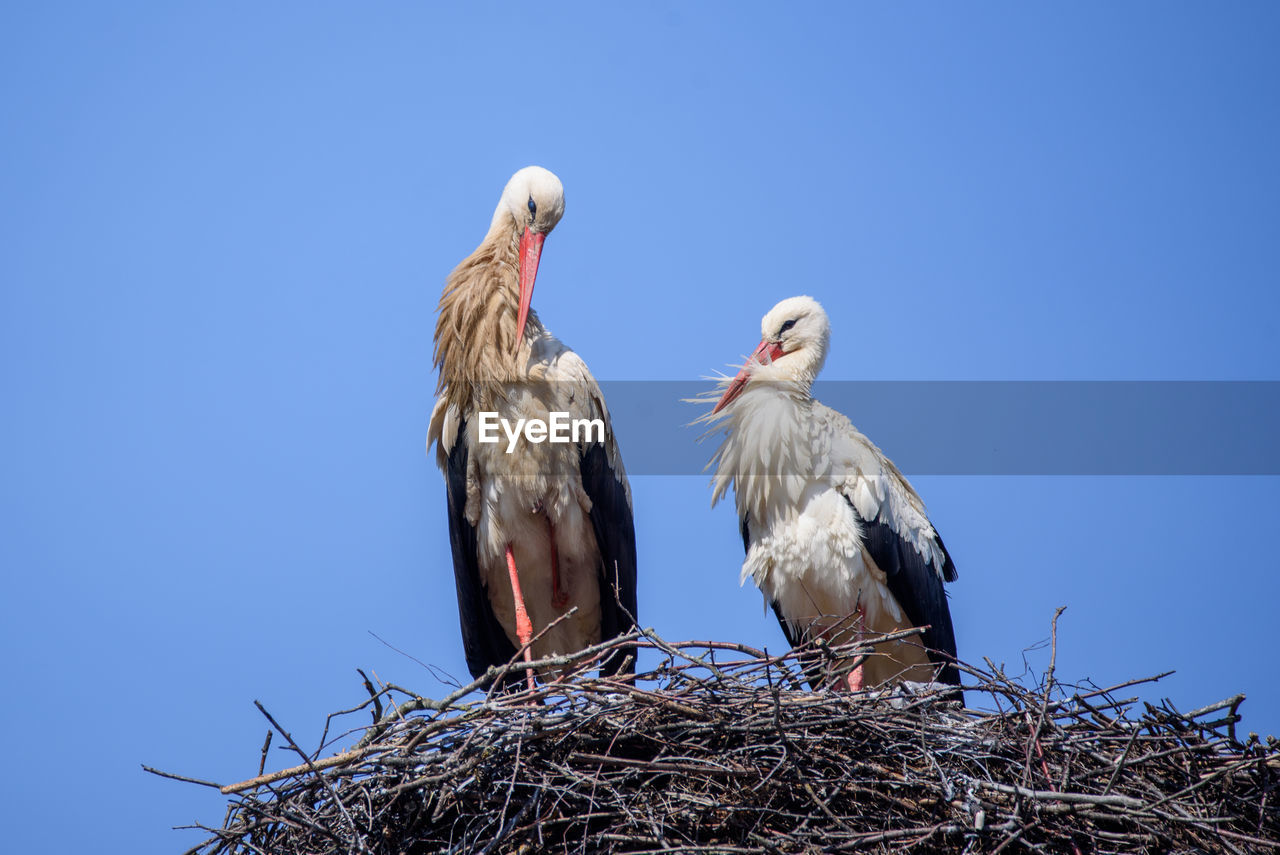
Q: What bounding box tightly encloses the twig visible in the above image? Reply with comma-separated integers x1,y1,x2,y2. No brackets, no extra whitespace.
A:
256,731,272,778
155,617,1278,855
141,765,223,789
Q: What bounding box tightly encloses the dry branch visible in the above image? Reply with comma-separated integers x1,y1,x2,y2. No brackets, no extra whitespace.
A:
154,628,1280,854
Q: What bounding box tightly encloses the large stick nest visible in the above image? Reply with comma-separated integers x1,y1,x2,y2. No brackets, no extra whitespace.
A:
164,621,1280,854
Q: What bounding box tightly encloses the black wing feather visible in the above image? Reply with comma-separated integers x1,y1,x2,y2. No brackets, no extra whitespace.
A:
847,496,961,689
444,417,521,686
766,598,800,647
579,442,639,676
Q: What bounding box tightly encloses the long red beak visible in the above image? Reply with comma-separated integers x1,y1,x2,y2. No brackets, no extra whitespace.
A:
712,339,785,414
515,228,546,353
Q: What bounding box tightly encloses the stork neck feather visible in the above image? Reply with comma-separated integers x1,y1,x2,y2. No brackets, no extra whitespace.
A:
432,212,541,413
709,382,815,521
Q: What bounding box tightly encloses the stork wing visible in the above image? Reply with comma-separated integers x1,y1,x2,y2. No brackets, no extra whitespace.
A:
538,342,638,676
845,497,960,687
442,415,520,684
813,404,961,688
580,442,638,675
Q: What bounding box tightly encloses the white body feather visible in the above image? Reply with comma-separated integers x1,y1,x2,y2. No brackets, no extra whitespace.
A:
429,317,631,664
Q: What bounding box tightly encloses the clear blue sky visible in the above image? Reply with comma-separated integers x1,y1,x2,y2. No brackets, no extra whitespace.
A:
2,4,1278,851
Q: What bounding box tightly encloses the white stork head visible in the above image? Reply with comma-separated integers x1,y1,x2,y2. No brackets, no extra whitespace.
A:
490,166,566,352
713,295,830,414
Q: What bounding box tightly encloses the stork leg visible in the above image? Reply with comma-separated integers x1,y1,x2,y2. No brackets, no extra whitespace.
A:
504,544,538,692
846,604,867,692
547,516,569,610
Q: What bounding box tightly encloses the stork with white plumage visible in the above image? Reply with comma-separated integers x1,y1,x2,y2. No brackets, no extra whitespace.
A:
702,296,961,697
427,166,637,689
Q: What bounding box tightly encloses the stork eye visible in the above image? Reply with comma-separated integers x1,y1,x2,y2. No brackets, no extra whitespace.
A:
527,196,537,217
779,319,797,335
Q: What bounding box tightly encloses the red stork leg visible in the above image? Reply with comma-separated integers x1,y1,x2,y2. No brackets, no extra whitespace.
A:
504,543,537,692
547,516,569,609
846,603,867,692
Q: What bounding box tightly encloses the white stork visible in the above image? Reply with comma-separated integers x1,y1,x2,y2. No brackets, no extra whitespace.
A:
427,166,637,689
702,296,960,695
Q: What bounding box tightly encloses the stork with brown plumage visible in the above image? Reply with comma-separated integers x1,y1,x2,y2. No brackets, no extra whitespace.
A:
701,296,961,698
427,166,637,690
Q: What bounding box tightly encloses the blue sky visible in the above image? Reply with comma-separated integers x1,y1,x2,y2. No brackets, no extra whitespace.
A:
2,4,1278,851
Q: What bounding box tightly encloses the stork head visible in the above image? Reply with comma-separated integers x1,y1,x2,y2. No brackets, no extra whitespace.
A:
495,166,565,353
712,296,830,414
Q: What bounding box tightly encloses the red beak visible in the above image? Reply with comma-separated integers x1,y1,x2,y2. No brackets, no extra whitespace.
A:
515,228,546,353
712,339,785,414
